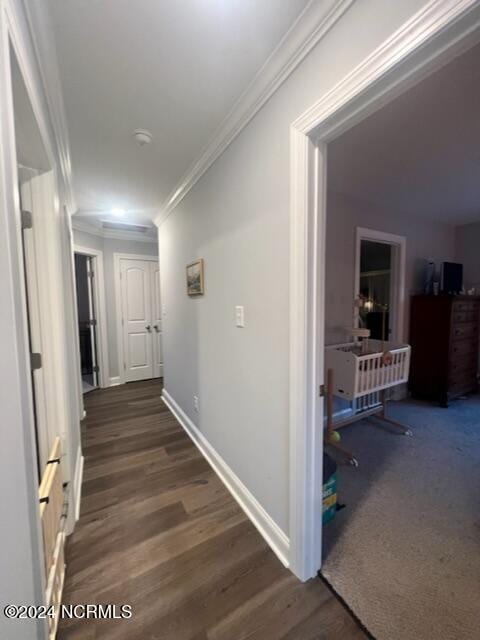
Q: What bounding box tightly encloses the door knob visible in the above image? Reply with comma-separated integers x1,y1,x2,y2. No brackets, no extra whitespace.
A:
146,325,151,331
153,324,160,332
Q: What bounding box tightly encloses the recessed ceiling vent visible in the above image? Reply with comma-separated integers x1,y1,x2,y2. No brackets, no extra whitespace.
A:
101,220,149,233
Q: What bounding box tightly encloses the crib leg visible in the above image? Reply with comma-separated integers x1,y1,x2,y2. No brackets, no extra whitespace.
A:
326,441,359,467
373,391,413,436
325,370,359,466
326,368,334,440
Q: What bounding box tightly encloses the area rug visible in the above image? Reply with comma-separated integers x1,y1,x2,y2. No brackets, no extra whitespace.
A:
322,395,480,640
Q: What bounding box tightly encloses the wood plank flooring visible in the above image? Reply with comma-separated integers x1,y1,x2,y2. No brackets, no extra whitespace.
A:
58,380,366,640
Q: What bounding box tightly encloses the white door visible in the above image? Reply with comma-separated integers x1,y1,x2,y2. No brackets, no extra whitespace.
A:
19,175,50,471
151,262,164,378
121,259,154,382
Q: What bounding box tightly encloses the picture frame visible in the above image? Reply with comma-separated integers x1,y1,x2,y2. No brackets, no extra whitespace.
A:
186,258,204,296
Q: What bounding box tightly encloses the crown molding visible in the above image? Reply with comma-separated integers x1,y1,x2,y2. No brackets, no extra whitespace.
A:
154,0,353,227
72,219,157,244
292,0,480,135
21,0,76,214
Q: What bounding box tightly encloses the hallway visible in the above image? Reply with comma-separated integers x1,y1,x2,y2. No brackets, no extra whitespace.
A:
58,381,366,640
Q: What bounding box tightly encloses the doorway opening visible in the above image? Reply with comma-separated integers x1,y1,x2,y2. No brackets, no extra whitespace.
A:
74,253,98,392
11,41,54,476
289,8,480,640
354,228,406,344
289,0,480,592
73,246,109,391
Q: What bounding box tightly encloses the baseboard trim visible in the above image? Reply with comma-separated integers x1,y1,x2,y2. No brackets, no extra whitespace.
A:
73,449,84,522
109,376,122,387
162,389,290,568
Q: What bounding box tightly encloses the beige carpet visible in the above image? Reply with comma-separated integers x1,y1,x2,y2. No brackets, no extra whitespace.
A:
322,395,480,640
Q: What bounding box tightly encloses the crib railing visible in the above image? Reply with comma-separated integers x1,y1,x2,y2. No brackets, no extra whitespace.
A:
326,341,411,401
356,348,410,397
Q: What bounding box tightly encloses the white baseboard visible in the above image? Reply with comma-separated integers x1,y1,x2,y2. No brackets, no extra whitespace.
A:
162,389,290,568
73,447,84,522
109,376,122,387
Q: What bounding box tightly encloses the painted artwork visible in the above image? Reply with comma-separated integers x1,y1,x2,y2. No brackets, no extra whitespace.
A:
186,259,204,296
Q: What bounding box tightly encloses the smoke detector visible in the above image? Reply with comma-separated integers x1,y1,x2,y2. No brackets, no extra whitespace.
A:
133,129,152,146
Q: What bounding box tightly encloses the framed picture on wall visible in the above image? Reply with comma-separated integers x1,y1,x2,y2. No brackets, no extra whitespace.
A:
186,258,204,296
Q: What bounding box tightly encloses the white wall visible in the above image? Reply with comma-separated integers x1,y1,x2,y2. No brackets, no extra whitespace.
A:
73,229,158,380
158,0,432,537
325,191,456,345
455,222,480,290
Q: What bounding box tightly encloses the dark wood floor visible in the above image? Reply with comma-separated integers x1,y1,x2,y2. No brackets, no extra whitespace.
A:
58,380,366,640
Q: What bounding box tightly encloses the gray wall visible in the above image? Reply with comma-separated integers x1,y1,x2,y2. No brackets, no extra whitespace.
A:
73,229,158,380
455,222,480,291
325,191,456,345
158,0,432,536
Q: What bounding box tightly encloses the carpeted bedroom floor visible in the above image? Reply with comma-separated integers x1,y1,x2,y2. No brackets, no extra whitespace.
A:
322,394,480,640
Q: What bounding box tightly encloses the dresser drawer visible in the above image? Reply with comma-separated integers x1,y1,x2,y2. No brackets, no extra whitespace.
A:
448,372,477,396
449,352,478,374
453,300,480,313
453,310,479,324
450,338,478,358
451,322,478,341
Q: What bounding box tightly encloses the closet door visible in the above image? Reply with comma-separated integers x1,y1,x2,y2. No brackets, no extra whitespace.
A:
121,259,153,382
151,262,163,378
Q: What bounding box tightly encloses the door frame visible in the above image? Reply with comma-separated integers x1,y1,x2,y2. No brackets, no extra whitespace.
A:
74,245,109,389
289,0,480,581
354,227,407,343
114,252,159,385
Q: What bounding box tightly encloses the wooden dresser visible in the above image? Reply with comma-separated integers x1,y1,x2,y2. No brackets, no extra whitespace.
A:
409,295,480,406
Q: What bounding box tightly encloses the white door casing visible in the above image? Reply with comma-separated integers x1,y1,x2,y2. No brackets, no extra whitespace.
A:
289,0,480,582
121,258,154,382
151,262,164,378
85,256,99,388
73,246,109,389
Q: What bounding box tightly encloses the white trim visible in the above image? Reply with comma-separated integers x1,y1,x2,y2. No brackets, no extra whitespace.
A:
162,389,290,567
72,218,158,244
290,0,480,581
113,252,160,385
73,447,84,523
65,444,84,534
109,376,122,387
74,245,110,389
154,0,353,227
21,0,75,214
354,227,407,343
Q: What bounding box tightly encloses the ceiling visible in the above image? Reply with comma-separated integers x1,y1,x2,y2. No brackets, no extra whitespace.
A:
328,39,480,226
47,0,310,230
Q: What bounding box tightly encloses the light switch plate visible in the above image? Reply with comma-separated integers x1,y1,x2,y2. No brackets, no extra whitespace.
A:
235,305,245,328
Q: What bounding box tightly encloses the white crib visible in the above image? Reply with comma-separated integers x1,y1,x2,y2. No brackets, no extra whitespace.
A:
325,339,412,466
325,340,411,401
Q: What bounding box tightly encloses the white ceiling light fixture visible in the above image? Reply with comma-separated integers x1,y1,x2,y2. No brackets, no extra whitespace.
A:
133,129,152,146
110,208,126,216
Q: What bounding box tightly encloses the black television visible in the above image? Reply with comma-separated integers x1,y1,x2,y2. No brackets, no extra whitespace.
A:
441,262,463,294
